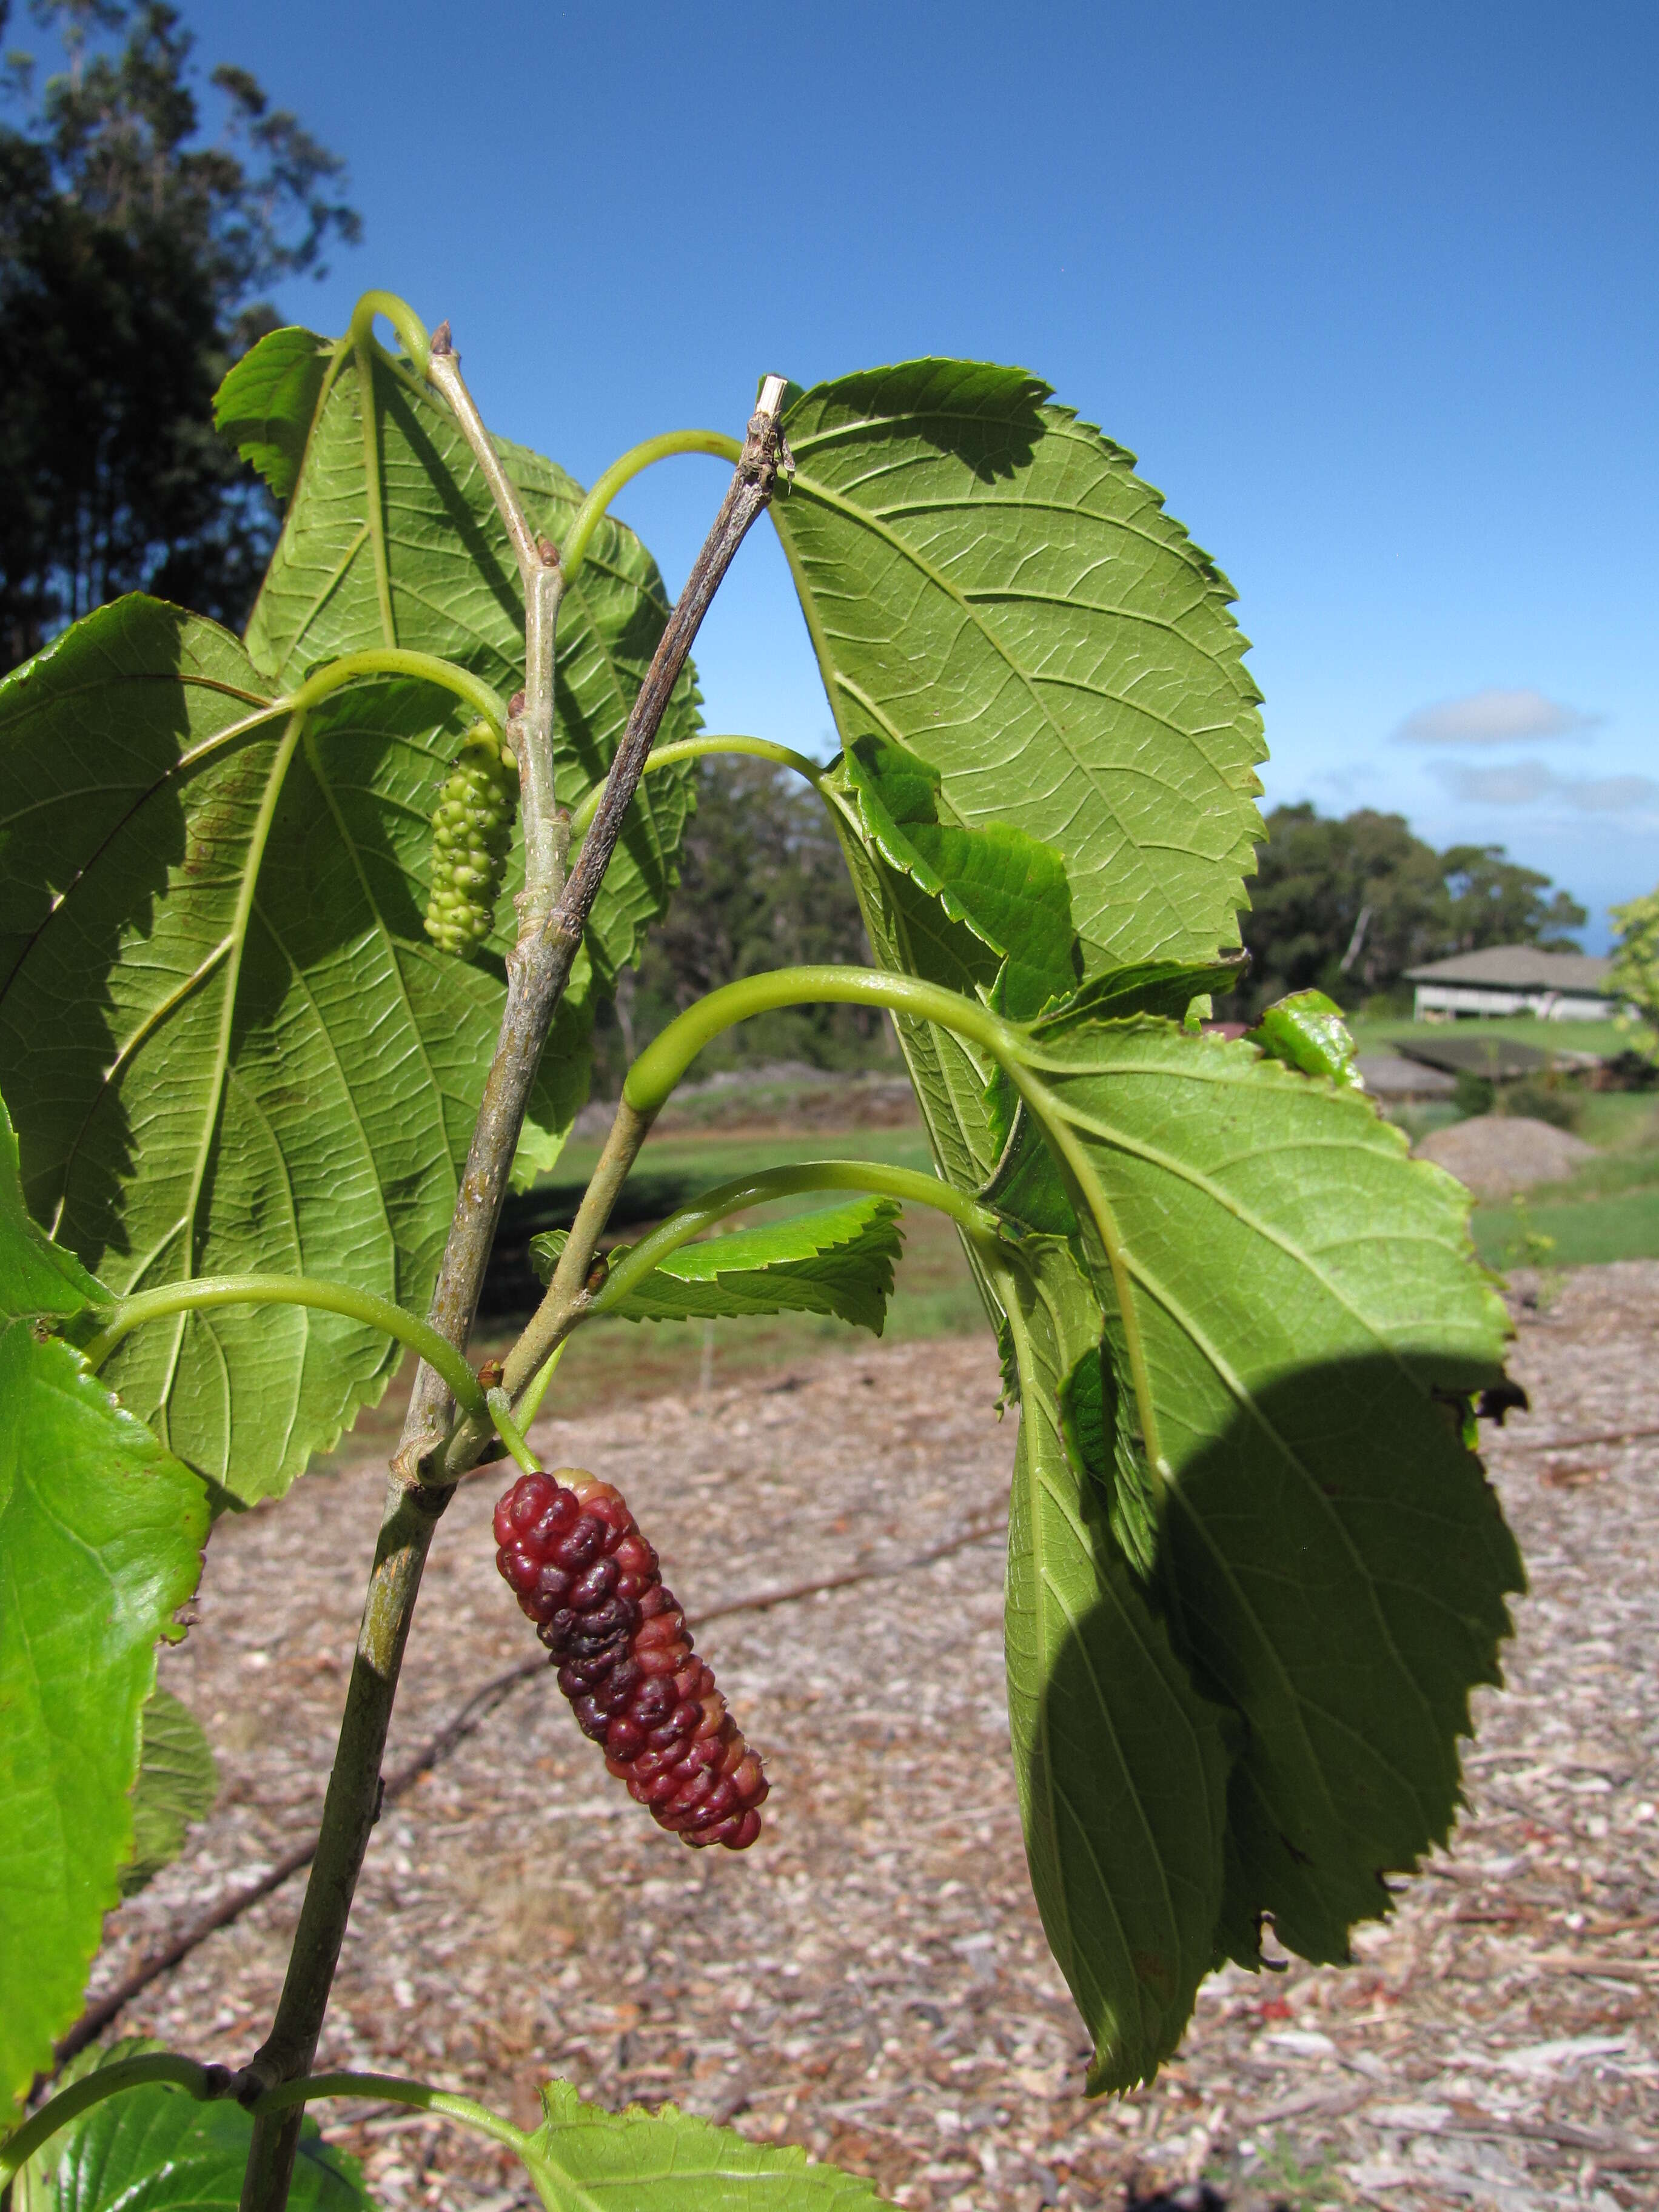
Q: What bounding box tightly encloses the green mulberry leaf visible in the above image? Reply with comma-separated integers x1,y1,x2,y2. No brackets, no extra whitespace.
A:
823,785,1004,1200
0,1087,105,1324
837,732,1080,1019
7,2037,159,2212
0,598,588,1501
30,2079,374,2211
999,1015,1523,1967
519,2080,882,2212
534,1197,903,1333
0,1325,207,2111
995,1233,1232,2092
232,328,701,993
213,326,333,504
1031,955,1250,1033
819,732,1085,1329
119,1688,217,1901
1056,1322,1159,1581
776,355,1264,1331
771,360,1265,976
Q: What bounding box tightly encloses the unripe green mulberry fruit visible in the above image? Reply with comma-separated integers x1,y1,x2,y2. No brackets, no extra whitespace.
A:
494,1468,769,1850
423,722,518,953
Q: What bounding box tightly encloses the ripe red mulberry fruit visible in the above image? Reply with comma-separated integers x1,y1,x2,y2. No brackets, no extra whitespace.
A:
493,1467,768,1850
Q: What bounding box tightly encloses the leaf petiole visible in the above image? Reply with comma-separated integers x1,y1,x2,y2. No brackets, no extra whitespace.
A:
252,2070,528,2155
513,1336,568,1427
345,290,432,378
618,965,1167,1476
486,1386,541,1474
586,1159,1006,1322
560,429,744,585
567,734,825,841
0,2055,220,2180
82,1276,489,1422
283,648,508,733
70,647,508,806
624,967,1019,1115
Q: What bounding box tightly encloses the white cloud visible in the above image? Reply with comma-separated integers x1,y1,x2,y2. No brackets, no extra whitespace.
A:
1435,760,1555,805
1567,774,1659,812
1432,760,1659,815
1395,687,1604,745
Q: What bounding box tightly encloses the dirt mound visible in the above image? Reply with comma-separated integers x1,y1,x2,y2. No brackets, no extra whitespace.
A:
1414,1113,1595,1196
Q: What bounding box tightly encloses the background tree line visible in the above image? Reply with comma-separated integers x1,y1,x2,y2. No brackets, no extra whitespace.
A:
0,0,357,666
588,784,1590,1087
2,2,1596,1088
1237,801,1587,1019
589,756,886,1093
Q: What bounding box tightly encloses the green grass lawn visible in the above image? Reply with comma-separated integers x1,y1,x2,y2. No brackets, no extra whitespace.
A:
329,1087,1659,1468
1473,1187,1659,1269
1573,1093,1659,1151
528,1128,989,1412
1346,1013,1629,1060
544,1106,1659,1377
1470,1099,1659,1269
1339,1017,1659,1269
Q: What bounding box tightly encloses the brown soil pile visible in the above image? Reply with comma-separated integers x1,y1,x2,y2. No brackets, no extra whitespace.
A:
1415,1113,1595,1197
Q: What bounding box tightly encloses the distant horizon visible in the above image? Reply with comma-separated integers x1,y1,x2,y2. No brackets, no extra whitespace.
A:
1238,786,1617,953
21,0,1652,950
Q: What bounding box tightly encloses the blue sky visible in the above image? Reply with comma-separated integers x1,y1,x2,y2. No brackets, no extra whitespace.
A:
69,2,1659,941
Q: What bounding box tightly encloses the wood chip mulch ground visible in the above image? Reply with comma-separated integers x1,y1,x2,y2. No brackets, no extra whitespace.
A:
87,1262,1658,2212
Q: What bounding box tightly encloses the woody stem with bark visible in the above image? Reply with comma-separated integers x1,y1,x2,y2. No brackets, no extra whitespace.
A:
234,367,788,2212
431,375,793,1480
426,325,564,908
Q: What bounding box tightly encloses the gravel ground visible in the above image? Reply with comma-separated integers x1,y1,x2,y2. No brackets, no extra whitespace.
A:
87,1264,1659,2212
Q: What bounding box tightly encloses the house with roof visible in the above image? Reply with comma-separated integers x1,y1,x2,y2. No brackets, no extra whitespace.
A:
1404,945,1620,1022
